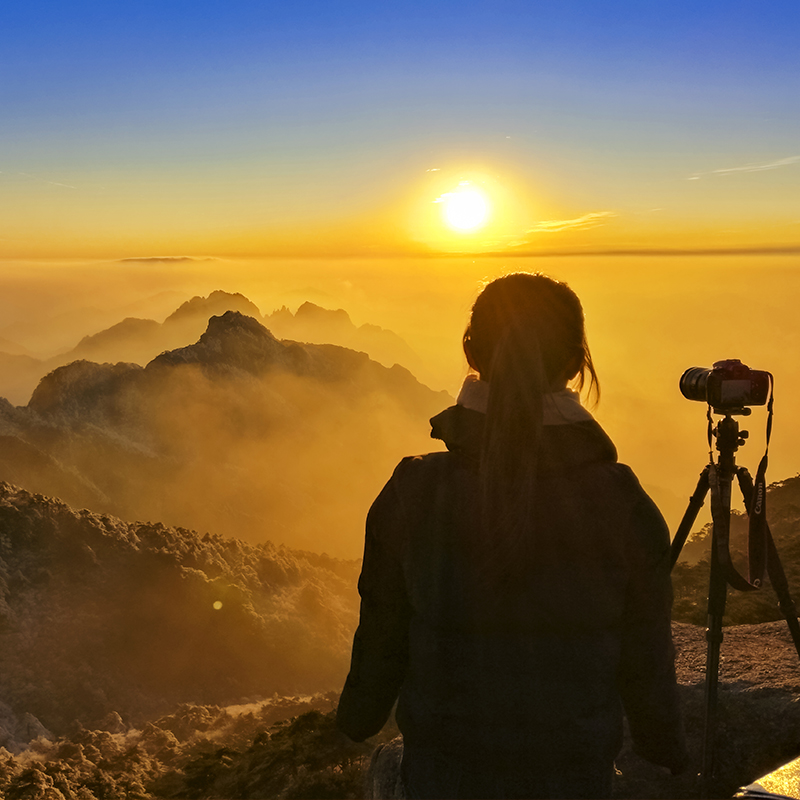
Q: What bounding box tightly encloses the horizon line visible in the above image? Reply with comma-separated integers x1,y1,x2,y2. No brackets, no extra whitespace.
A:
3,243,800,262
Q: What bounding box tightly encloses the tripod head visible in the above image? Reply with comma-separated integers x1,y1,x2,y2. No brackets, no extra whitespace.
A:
710,412,749,477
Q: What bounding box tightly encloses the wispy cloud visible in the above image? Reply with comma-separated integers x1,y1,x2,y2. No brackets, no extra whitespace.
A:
525,210,616,234
689,155,800,180
477,244,800,258
18,171,76,189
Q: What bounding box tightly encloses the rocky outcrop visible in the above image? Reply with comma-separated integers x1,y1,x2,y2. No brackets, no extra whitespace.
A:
28,360,143,421
611,621,800,798
149,311,300,376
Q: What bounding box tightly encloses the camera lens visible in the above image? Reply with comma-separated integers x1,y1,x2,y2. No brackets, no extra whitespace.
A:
680,367,711,403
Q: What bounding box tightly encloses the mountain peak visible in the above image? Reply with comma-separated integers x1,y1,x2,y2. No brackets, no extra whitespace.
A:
203,309,276,342
164,291,262,326
148,311,290,374
28,360,143,418
295,302,352,325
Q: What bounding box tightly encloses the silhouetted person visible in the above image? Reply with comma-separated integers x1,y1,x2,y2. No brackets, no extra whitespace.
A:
337,273,687,799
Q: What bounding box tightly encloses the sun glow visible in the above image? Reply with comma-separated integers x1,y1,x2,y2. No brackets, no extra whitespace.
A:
437,182,490,232
406,169,536,254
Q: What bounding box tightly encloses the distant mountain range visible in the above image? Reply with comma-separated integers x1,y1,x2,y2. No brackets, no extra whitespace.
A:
0,291,187,360
0,291,426,405
0,308,450,555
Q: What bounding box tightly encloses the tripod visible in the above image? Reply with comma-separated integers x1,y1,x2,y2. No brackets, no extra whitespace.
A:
670,409,800,798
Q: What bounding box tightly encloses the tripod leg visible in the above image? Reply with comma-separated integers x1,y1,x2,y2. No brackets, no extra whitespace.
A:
700,462,735,798
702,524,729,798
671,465,711,570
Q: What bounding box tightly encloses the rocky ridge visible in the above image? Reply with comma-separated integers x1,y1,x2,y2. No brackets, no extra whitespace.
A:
0,291,425,405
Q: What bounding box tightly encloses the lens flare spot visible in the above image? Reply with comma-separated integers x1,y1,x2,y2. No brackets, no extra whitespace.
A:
213,600,223,610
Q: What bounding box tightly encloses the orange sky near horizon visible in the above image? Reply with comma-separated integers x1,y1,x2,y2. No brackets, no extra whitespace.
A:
4,154,800,261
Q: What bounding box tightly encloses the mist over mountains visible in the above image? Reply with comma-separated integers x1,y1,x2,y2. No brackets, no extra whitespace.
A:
0,301,449,557
0,292,188,366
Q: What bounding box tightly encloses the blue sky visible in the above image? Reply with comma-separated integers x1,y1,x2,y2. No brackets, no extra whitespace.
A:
2,0,799,256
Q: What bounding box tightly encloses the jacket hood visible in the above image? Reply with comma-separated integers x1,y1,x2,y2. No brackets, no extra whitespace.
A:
429,404,618,473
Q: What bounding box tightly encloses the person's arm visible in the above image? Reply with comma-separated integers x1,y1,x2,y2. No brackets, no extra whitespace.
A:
618,488,689,773
337,467,412,742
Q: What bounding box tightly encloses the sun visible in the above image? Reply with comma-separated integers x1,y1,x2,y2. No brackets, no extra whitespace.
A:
407,169,531,253
437,182,491,233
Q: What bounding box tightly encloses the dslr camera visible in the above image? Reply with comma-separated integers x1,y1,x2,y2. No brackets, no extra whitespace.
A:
680,359,770,410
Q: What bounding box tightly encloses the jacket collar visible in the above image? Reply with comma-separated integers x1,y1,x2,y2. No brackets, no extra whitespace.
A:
429,403,618,472
456,374,595,425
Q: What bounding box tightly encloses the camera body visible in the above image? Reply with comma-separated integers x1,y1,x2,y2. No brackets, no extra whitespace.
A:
680,359,770,410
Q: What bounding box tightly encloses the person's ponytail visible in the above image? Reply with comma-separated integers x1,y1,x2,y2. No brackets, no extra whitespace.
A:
479,319,547,585
463,273,599,590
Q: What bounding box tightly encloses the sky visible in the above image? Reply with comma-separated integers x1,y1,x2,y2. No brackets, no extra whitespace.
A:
2,0,800,259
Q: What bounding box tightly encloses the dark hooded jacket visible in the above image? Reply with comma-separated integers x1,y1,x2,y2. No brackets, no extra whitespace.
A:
337,404,686,773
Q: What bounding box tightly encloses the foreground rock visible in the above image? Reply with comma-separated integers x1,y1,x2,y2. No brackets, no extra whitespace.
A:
613,621,800,798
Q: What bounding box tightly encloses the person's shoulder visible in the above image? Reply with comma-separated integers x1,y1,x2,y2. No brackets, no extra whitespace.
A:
367,451,458,541
603,460,645,488
605,462,660,506
572,456,668,530
378,450,464,510
388,450,457,487
593,460,662,507
566,450,639,493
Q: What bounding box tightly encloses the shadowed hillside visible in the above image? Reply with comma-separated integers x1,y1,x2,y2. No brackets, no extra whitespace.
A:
0,310,450,556
0,481,359,747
